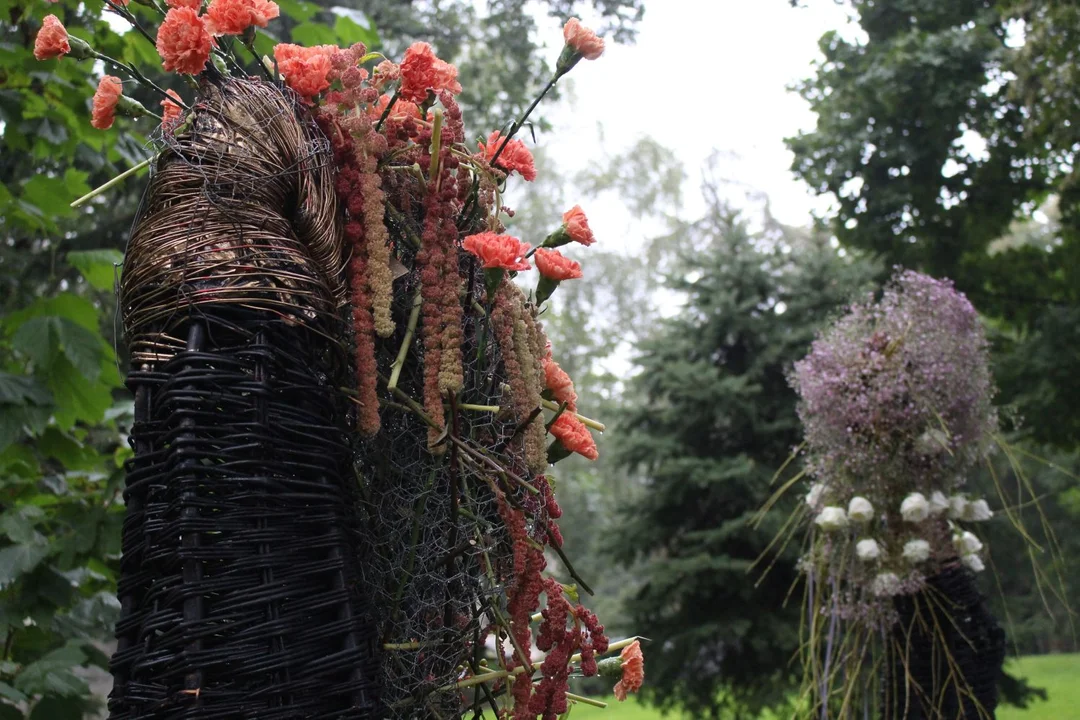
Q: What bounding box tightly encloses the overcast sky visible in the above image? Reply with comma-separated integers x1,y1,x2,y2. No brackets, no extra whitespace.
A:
528,0,858,231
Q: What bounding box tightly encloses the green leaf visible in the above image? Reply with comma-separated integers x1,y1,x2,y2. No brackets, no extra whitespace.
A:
0,702,22,720
11,317,60,370
54,319,104,382
0,682,27,704
3,294,99,335
46,356,112,430
333,14,376,48
0,373,52,406
0,541,50,588
21,175,73,221
277,0,317,22
0,509,45,545
290,22,338,47
38,428,99,471
67,249,123,291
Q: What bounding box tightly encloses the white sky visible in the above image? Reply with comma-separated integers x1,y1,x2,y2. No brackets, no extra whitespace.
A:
528,0,858,230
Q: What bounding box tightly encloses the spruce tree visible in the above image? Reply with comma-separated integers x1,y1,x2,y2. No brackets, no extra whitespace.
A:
609,200,876,717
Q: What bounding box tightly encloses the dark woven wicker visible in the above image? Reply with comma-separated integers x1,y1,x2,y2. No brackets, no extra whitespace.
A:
885,563,1006,720
110,314,380,719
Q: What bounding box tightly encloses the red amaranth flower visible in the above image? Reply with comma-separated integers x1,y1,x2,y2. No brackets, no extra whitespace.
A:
562,18,605,60
462,232,531,272
563,205,596,245
34,15,69,60
91,76,123,130
399,41,461,102
534,248,582,281
205,0,279,35
274,43,335,98
156,7,212,75
161,89,184,131
549,412,598,461
613,640,645,701
542,357,578,411
479,131,537,182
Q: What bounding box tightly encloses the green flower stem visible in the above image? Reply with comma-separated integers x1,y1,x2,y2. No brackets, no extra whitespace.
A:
540,399,604,432
490,72,560,166
70,157,153,208
387,290,422,392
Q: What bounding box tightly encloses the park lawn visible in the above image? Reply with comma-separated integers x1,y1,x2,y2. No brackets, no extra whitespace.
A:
998,653,1080,720
559,653,1080,719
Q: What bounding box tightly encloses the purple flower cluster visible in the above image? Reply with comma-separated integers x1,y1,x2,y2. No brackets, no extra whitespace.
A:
792,270,996,499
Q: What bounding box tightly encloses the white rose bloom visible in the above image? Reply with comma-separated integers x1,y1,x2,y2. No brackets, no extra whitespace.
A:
928,490,950,516
954,530,983,555
962,554,985,573
848,496,874,523
948,495,969,520
856,538,881,561
965,499,993,522
814,506,848,532
900,492,930,522
872,572,902,597
805,483,826,508
903,539,931,563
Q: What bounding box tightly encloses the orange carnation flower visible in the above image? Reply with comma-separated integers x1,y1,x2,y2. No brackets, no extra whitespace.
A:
161,89,184,131
534,248,582,282
165,0,202,8
549,412,598,461
368,94,421,122
156,8,212,75
479,131,537,182
563,18,605,60
204,0,278,35
34,15,69,61
542,357,578,411
274,43,335,98
613,640,644,701
398,42,462,103
91,76,123,130
563,205,596,246
462,232,532,272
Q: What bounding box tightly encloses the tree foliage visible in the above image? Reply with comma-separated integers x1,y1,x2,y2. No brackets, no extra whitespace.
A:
787,0,1080,447
608,189,877,717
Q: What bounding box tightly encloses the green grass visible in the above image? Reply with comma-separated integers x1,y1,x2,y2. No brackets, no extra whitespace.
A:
554,653,1080,719
998,653,1080,720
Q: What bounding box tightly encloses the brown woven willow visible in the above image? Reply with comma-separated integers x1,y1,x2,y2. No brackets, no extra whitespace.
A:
110,76,380,719
884,564,1006,720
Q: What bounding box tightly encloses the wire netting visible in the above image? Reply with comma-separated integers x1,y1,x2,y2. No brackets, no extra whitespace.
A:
356,214,557,719
885,563,1006,719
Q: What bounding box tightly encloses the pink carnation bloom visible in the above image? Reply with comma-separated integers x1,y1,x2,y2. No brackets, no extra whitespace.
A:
613,640,645,701
542,357,578,411
562,205,596,246
91,76,123,130
549,412,598,461
462,232,532,272
563,18,605,60
479,131,537,182
534,248,582,281
274,43,335,98
399,42,461,103
33,15,69,61
156,8,213,75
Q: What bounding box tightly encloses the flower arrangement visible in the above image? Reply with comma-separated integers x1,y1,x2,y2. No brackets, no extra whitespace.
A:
793,270,998,602
35,4,643,718
763,269,1063,717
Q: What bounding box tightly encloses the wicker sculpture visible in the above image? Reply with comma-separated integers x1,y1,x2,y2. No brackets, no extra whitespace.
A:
111,77,380,719
30,4,644,716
